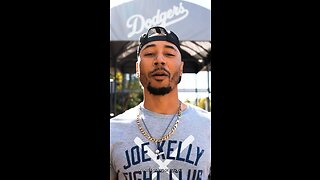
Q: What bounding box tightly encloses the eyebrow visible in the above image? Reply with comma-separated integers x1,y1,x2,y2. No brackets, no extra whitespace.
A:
142,44,156,50
164,45,177,51
142,44,178,51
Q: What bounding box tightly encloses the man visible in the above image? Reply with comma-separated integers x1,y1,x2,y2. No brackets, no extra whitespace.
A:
110,26,211,180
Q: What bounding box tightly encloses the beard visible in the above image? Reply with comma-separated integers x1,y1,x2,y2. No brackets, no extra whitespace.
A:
147,83,172,95
146,76,181,96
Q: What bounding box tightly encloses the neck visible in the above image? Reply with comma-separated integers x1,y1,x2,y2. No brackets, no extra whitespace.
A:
143,89,181,114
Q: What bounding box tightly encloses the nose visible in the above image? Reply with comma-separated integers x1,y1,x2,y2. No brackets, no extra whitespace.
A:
153,55,166,66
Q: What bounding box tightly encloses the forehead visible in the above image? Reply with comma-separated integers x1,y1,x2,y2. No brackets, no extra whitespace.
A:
140,41,178,51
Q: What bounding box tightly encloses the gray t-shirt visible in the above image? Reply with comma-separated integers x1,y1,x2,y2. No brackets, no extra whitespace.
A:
110,102,211,180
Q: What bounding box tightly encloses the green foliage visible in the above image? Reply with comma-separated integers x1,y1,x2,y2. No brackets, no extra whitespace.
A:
184,99,191,104
184,98,211,111
114,72,143,115
196,98,211,111
197,98,207,109
115,71,123,90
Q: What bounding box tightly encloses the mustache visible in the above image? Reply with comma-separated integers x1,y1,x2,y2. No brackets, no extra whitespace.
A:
150,67,171,76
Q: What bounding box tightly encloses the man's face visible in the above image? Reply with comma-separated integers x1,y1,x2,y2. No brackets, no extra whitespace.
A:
136,40,184,95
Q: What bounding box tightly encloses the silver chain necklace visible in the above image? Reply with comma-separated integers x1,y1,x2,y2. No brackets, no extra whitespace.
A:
137,102,182,157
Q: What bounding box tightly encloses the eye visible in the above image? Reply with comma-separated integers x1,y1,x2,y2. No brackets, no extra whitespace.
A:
165,53,175,57
142,53,153,57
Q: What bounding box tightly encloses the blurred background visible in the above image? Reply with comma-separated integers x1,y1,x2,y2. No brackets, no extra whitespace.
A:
110,0,212,117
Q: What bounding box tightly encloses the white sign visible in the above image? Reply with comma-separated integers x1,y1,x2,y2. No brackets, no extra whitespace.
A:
126,2,189,38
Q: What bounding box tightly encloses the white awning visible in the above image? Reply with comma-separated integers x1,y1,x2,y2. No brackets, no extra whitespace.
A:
110,0,211,41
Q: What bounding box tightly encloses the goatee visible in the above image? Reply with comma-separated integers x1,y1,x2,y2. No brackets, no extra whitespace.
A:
147,84,172,95
145,76,181,95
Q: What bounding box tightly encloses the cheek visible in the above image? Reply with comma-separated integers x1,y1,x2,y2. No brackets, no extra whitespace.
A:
139,62,151,74
171,71,180,83
171,63,182,75
139,70,149,86
140,72,147,81
139,66,149,79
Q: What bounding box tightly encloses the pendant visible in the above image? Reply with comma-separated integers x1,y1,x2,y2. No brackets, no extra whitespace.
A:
155,149,164,156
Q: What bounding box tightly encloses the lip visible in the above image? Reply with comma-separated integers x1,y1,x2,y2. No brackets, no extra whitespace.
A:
151,70,169,76
150,69,170,81
152,74,168,81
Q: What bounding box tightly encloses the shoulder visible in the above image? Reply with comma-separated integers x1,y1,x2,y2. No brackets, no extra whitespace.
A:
184,103,211,120
185,103,211,115
110,105,140,125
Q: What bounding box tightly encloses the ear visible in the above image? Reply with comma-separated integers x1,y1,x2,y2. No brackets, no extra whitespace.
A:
136,61,140,78
179,61,184,76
